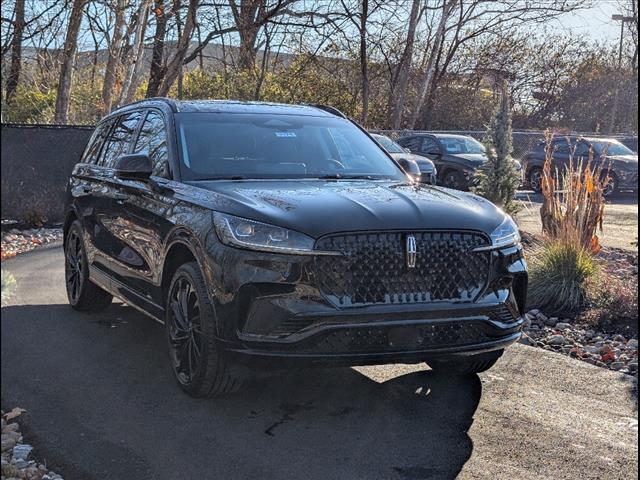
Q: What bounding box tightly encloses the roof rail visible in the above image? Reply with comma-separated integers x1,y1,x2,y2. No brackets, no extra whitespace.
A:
309,104,347,118
113,97,177,112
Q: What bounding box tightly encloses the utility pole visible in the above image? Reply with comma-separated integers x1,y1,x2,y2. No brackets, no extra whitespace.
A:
608,14,635,134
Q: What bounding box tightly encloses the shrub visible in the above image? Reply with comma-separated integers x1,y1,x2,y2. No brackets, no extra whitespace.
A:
1,269,17,305
527,242,599,316
539,131,607,252
583,274,638,333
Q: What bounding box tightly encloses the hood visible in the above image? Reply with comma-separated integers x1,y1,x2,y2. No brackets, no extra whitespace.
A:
447,153,488,164
389,152,435,172
183,179,504,238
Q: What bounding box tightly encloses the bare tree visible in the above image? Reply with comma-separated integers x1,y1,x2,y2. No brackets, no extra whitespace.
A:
387,0,422,129
54,0,87,124
101,0,126,114
407,0,457,129
118,0,152,106
146,0,169,97
4,0,24,104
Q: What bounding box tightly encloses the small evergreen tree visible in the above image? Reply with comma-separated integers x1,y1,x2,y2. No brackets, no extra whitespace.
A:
471,80,522,216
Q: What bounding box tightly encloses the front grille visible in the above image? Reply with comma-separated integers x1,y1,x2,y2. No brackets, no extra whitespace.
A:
314,231,491,307
304,321,493,353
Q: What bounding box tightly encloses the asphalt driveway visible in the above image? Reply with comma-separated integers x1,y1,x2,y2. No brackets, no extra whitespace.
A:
1,245,638,479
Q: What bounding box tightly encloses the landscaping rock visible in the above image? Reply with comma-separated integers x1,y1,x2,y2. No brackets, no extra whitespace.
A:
548,335,565,346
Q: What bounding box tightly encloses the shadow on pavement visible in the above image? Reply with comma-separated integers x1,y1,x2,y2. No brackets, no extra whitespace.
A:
2,303,481,480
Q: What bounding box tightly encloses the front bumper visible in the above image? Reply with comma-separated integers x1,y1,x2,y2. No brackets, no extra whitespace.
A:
202,229,528,367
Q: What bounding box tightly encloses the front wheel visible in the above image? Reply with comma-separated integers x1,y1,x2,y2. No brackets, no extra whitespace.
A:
428,350,503,375
601,171,618,198
165,262,245,397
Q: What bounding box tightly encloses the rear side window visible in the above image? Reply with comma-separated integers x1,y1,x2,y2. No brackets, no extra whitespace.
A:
397,136,420,151
553,140,572,155
99,111,143,167
81,121,113,164
133,110,169,178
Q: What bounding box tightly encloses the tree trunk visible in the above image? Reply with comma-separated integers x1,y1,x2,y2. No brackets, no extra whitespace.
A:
387,0,421,129
359,0,370,125
119,0,152,106
101,0,126,115
407,0,455,129
146,0,168,97
156,0,198,96
54,0,87,124
5,0,25,105
230,0,261,71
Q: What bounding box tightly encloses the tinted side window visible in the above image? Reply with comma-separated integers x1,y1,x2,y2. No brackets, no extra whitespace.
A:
420,137,440,154
99,111,143,168
575,142,591,157
133,110,169,177
397,136,419,151
81,121,113,164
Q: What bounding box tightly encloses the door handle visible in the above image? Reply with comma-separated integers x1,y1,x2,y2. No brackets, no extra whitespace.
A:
112,192,128,204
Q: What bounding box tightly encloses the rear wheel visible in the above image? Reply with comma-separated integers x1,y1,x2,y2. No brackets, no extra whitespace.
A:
442,170,466,190
65,221,113,311
528,167,544,193
428,350,503,375
165,262,245,397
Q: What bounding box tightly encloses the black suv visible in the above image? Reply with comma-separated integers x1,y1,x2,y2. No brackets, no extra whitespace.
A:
64,99,527,397
396,133,522,190
523,136,638,195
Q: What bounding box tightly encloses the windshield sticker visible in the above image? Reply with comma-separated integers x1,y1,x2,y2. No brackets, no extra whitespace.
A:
275,131,296,138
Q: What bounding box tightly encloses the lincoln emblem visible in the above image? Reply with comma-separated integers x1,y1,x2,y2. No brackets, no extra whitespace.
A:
406,235,417,268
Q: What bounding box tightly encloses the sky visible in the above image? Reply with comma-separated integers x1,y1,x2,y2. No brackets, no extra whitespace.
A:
557,1,628,42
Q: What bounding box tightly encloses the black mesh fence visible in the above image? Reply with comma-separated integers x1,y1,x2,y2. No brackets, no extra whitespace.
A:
1,123,93,225
371,130,638,160
0,123,636,226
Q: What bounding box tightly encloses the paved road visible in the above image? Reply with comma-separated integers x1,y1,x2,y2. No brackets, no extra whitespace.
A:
1,246,638,480
516,191,638,251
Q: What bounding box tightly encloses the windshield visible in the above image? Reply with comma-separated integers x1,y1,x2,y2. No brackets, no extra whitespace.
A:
590,140,635,156
438,136,486,155
176,113,404,181
372,134,405,154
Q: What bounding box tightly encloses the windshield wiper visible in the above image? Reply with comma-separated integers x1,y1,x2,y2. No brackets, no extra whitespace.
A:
316,174,376,180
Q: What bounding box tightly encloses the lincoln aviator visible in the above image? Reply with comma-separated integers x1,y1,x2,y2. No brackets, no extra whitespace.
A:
64,99,528,397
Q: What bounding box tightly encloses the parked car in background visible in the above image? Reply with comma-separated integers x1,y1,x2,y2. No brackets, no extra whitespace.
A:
371,133,437,184
523,136,638,196
396,133,522,190
63,99,527,397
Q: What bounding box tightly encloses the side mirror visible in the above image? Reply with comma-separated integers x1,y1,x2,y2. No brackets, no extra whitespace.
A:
426,149,441,156
396,157,422,178
114,153,153,180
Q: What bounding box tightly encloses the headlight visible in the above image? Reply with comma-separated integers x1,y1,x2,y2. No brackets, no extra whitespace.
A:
489,215,521,249
213,212,337,255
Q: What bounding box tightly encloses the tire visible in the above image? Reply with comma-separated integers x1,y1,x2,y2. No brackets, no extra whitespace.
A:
65,221,113,312
165,261,245,397
429,350,503,375
528,167,544,193
442,170,466,190
601,171,618,198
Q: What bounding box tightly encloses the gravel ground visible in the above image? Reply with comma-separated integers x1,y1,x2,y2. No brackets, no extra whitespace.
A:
0,230,63,261
1,408,63,480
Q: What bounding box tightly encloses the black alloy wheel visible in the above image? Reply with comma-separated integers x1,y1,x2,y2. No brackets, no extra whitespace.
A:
64,220,113,311
167,274,204,386
65,229,84,304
